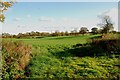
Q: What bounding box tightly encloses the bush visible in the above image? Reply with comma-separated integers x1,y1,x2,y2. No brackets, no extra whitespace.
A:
1,40,32,79
91,34,120,55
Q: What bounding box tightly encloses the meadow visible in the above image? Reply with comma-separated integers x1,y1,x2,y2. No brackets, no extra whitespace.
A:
1,1,119,79
2,34,120,79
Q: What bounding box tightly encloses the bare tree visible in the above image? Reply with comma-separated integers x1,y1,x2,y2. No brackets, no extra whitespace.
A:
98,15,114,34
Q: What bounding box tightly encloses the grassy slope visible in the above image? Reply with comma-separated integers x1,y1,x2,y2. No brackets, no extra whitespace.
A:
15,35,99,46
4,34,120,78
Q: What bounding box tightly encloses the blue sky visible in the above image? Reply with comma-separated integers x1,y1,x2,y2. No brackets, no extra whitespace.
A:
2,2,118,34
3,0,119,2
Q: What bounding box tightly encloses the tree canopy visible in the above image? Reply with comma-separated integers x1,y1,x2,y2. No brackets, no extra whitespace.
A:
91,27,98,34
79,27,89,35
0,0,15,22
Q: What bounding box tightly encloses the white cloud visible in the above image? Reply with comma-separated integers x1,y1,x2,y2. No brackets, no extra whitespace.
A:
37,17,98,32
97,7,118,31
39,16,55,22
13,17,21,21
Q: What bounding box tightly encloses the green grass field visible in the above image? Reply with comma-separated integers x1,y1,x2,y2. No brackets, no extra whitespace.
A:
2,34,120,78
11,35,99,46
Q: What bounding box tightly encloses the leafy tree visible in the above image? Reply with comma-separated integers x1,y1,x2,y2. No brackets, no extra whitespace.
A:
91,27,98,34
79,27,89,35
30,31,36,36
60,32,65,36
17,33,24,38
65,31,69,36
71,28,79,36
0,0,15,22
2,33,11,38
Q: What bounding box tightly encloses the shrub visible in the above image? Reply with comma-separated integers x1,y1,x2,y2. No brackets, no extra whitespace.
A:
101,34,119,40
2,40,32,79
91,34,120,55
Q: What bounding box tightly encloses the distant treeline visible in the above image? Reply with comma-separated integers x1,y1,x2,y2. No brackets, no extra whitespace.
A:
1,27,119,38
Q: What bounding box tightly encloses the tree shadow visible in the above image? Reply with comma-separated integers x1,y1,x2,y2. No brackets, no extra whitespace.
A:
52,44,105,59
52,39,120,59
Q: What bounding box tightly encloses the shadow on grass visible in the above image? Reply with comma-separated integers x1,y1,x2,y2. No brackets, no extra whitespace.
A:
52,45,105,59
52,39,120,59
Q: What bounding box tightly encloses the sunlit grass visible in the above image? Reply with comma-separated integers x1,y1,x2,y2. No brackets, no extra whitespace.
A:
2,34,120,78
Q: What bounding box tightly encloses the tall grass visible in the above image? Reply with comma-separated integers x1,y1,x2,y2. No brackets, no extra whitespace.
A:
2,40,32,79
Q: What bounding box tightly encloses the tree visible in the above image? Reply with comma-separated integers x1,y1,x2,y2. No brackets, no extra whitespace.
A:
2,33,11,38
98,15,114,34
50,30,60,36
0,0,15,22
91,27,98,34
60,32,65,36
65,31,69,36
30,31,36,36
17,33,24,38
72,28,78,36
79,27,89,35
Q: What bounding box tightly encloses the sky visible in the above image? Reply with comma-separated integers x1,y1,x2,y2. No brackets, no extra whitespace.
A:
2,1,118,34
3,0,120,2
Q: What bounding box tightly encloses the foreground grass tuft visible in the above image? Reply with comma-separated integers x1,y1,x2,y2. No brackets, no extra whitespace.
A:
2,40,32,79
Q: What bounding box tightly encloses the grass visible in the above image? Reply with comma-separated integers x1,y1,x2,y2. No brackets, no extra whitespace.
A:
2,34,120,79
7,34,100,46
